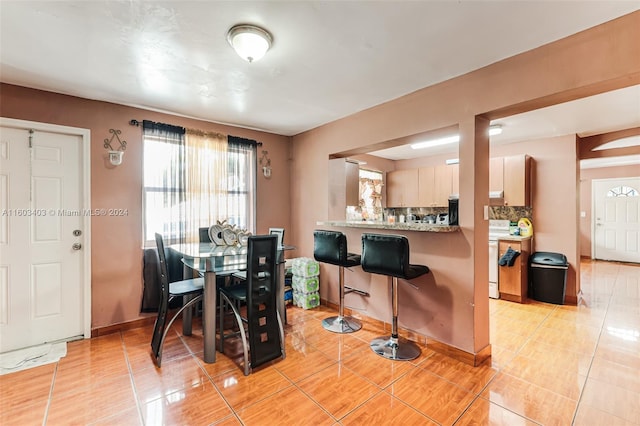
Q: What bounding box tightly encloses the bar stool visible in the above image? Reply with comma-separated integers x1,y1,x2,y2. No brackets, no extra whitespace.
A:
361,233,429,361
313,230,363,333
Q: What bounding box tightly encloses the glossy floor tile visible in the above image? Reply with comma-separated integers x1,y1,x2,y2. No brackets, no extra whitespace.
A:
1,259,638,425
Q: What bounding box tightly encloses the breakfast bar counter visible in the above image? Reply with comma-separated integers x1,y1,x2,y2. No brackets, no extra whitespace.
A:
317,220,459,233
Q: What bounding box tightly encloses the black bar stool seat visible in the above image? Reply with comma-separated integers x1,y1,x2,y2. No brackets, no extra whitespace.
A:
361,233,429,361
314,230,362,333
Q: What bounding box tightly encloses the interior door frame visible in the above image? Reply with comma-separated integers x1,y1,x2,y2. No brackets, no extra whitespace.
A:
590,176,639,261
1,117,92,341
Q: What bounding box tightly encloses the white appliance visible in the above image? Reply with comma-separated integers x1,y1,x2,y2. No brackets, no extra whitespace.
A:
488,220,510,299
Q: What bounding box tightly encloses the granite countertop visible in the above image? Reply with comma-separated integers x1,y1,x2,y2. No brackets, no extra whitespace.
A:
317,221,459,233
496,234,533,241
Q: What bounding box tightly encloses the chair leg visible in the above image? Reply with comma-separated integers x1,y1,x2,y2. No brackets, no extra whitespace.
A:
370,277,421,361
155,294,203,367
218,291,224,353
219,292,250,376
322,265,363,333
182,294,193,336
276,311,286,361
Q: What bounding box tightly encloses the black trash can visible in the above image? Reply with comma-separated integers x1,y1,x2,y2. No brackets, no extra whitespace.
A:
529,252,568,304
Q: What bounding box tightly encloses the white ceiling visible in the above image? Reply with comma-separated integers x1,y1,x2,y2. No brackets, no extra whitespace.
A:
1,1,639,166
369,85,640,164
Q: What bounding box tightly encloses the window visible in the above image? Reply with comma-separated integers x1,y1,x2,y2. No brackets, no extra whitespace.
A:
607,185,639,197
143,126,186,245
142,121,256,246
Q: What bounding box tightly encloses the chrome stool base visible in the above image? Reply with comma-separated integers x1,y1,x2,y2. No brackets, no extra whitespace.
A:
322,315,362,333
370,336,420,361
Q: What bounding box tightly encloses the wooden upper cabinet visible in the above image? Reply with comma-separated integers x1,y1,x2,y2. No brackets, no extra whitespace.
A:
386,169,419,207
387,164,457,208
489,157,504,193
503,154,532,206
419,165,454,207
450,163,459,197
433,164,452,207
417,166,435,207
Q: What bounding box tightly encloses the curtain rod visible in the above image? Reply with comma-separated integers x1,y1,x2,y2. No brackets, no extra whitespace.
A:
130,119,263,146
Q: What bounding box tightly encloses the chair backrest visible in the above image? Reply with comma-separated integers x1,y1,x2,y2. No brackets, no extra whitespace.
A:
152,233,171,356
313,230,348,266
199,227,212,243
361,233,410,278
245,234,282,368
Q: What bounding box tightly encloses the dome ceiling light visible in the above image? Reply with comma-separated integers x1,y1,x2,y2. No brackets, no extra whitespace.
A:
227,24,272,63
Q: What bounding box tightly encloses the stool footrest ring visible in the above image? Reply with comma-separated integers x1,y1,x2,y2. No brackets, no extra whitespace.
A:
322,315,362,333
370,335,421,361
344,286,370,297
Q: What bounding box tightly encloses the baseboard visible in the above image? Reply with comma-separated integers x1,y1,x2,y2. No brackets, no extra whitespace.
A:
91,315,156,338
564,295,578,305
321,298,488,367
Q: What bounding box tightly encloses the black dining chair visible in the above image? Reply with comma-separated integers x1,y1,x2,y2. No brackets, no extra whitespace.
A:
218,234,285,375
151,233,204,367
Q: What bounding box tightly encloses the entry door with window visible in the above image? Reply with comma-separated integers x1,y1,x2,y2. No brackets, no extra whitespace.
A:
593,177,640,263
0,120,90,353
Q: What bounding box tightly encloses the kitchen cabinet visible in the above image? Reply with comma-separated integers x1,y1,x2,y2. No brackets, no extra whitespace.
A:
418,165,452,207
498,238,532,303
451,163,459,196
328,158,360,220
386,169,419,207
387,163,457,208
489,157,504,193
503,154,532,206
487,154,532,206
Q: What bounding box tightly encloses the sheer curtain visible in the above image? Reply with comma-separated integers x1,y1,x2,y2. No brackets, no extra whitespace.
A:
142,120,186,244
143,125,258,245
228,136,257,233
184,129,228,242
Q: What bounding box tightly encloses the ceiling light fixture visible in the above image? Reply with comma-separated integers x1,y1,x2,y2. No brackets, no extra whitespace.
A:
489,124,503,136
411,135,460,150
227,24,272,63
411,125,504,150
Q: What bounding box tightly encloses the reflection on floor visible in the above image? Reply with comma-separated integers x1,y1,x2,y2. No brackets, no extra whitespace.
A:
1,260,638,425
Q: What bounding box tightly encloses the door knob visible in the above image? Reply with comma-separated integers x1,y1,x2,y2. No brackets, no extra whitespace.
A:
72,243,82,250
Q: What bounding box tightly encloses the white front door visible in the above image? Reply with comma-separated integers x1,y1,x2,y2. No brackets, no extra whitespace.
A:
0,119,91,352
593,177,640,263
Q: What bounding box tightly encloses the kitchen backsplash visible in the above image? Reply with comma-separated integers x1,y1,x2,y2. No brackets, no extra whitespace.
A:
380,205,532,222
488,206,532,221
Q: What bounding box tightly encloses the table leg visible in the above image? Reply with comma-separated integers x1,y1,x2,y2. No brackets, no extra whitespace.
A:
203,268,217,363
276,261,286,325
182,262,193,336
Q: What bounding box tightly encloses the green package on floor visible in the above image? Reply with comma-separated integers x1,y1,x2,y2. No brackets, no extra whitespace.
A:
292,275,319,293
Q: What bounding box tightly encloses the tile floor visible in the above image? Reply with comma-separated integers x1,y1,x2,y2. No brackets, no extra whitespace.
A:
1,260,638,425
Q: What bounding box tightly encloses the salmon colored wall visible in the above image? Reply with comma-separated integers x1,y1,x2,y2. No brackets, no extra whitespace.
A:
0,84,291,329
290,12,640,355
579,165,640,257
492,136,580,300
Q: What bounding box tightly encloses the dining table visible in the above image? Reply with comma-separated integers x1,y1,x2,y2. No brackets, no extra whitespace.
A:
169,242,293,364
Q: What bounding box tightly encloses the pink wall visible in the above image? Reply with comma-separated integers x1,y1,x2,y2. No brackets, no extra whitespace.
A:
0,84,291,329
492,136,581,299
579,165,640,257
290,12,640,355
1,11,638,357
